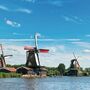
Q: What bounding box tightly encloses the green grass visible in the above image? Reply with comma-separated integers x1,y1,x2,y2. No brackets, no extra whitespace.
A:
0,72,22,78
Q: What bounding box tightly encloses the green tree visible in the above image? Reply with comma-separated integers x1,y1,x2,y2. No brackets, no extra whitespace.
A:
58,63,65,76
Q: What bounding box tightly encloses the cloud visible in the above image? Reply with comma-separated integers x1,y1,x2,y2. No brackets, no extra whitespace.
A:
0,38,81,42
49,1,63,7
30,0,78,7
72,41,90,49
5,19,21,28
62,39,80,41
13,33,30,36
85,34,90,37
36,0,63,7
46,45,65,53
16,8,32,14
23,0,36,3
83,49,90,53
3,45,26,65
0,5,32,15
0,5,9,11
62,15,83,24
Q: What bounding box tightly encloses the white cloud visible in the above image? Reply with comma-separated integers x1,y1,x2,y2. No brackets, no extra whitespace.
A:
0,38,81,42
3,45,26,65
0,39,33,42
13,33,30,36
46,45,65,53
72,41,90,49
0,5,9,11
62,39,80,41
83,49,90,53
16,8,32,14
85,34,90,37
50,1,63,7
5,19,21,28
62,15,83,24
62,16,71,21
0,5,32,15
23,0,36,3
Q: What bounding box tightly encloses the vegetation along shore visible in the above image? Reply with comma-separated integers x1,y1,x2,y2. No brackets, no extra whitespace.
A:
0,63,89,78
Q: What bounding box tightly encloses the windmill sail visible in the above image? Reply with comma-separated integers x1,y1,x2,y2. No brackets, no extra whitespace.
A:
0,44,6,67
39,49,49,53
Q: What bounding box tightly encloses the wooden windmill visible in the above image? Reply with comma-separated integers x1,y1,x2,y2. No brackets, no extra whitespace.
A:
24,33,49,69
70,52,80,69
0,44,12,68
67,52,81,76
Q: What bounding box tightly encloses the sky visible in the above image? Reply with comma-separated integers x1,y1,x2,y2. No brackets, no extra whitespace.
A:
0,0,90,68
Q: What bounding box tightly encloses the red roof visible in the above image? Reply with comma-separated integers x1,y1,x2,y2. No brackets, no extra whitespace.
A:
6,67,16,72
24,46,34,50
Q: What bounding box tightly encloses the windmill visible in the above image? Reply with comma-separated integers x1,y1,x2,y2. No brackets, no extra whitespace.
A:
70,52,80,69
24,33,49,74
0,44,12,68
67,52,81,76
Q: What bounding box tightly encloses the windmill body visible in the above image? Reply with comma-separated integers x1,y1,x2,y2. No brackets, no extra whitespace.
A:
26,49,38,67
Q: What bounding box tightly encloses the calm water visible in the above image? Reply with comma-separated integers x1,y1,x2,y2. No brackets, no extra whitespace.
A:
0,77,90,90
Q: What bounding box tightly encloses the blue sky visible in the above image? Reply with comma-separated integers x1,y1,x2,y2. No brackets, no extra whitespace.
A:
0,0,90,68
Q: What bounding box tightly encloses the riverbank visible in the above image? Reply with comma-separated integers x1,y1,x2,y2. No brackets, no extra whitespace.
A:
0,72,90,78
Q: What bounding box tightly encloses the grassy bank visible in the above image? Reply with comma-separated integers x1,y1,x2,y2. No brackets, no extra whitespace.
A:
0,72,22,78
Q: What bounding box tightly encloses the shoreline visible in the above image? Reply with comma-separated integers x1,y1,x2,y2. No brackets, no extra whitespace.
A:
0,72,89,78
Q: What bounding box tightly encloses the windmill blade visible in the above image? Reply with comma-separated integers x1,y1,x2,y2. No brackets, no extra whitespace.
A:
73,52,77,59
0,44,4,55
0,44,6,67
4,55,13,58
34,33,41,69
36,53,41,68
34,33,40,67
76,60,80,68
39,49,49,53
76,56,79,60
35,33,38,49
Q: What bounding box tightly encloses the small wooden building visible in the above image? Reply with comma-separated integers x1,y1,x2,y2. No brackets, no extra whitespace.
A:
16,66,47,77
0,67,16,73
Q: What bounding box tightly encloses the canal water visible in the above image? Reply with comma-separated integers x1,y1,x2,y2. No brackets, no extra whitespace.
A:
0,77,90,90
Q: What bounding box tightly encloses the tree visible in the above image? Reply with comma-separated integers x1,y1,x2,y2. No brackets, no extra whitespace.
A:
57,63,65,76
